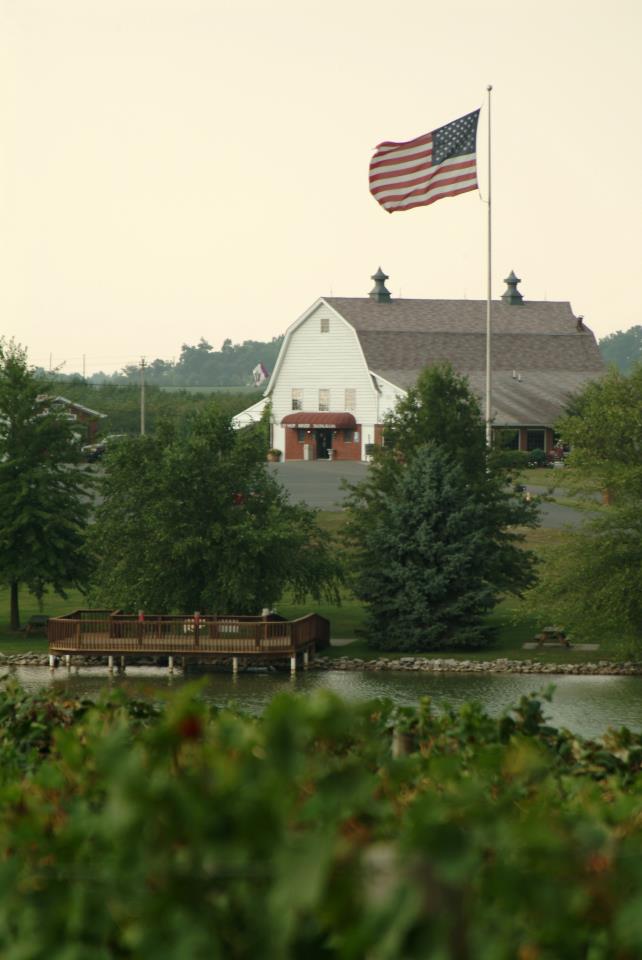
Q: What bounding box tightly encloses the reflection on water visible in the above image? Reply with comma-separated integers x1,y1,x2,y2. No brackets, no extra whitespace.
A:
5,664,642,739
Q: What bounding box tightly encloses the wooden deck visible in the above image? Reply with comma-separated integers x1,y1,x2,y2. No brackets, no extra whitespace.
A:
48,610,330,668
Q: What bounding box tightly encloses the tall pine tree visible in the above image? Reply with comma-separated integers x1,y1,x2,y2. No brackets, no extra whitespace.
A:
0,341,92,628
346,365,538,650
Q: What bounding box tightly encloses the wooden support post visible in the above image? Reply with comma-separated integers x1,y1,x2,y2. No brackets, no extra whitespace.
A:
120,656,126,673
108,655,114,673
290,654,297,674
65,654,71,668
168,655,174,675
49,654,56,671
303,650,309,670
232,656,239,675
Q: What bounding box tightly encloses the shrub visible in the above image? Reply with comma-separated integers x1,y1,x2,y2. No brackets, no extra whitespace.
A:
527,447,547,466
2,682,642,957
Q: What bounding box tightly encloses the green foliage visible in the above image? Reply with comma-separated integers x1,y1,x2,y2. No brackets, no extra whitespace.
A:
346,365,538,650
89,408,342,613
527,367,642,653
599,325,642,373
493,448,531,471
527,447,547,466
2,682,642,957
558,364,642,501
50,381,257,436
382,363,489,480
526,502,642,653
347,445,537,650
0,340,92,628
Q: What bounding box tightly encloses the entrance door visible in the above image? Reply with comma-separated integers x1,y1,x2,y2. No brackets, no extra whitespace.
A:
315,428,332,459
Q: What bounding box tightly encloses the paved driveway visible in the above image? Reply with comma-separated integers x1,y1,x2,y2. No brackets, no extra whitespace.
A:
269,461,591,529
268,461,368,510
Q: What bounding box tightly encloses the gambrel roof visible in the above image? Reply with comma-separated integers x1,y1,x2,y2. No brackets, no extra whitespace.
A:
324,294,604,426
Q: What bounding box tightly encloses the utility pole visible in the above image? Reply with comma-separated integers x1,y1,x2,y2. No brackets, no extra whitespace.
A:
140,357,146,436
82,354,86,380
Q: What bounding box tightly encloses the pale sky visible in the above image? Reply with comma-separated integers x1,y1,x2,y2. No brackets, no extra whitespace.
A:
2,0,641,375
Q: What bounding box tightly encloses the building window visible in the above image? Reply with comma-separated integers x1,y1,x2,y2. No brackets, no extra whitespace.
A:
526,429,545,452
344,429,353,443
344,388,356,413
297,428,306,443
320,318,329,333
318,389,330,412
291,388,303,411
497,428,519,451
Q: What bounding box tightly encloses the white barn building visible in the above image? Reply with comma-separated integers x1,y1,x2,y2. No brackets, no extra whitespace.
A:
234,269,604,462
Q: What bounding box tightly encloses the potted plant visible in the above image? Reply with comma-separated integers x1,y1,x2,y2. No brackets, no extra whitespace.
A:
267,448,282,462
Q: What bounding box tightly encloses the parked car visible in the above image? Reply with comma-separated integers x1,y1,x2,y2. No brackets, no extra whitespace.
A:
82,434,128,462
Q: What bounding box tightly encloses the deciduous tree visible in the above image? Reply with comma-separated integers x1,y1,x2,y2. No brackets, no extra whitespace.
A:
89,408,341,613
599,325,642,373
528,366,642,652
558,364,642,501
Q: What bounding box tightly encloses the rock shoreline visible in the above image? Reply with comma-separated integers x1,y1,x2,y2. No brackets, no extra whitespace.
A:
0,653,168,669
313,656,642,676
2,651,642,677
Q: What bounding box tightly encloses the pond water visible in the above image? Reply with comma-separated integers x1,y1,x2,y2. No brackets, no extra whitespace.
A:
8,665,642,739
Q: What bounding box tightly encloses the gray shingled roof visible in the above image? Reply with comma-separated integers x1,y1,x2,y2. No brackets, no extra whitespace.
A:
325,297,604,427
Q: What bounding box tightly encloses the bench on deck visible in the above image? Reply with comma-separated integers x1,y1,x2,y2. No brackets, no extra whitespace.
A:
22,615,49,637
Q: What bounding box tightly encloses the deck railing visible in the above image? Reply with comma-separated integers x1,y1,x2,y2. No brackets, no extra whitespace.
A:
48,612,330,656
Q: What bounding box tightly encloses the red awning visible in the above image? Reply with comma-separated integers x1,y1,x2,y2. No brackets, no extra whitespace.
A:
281,412,357,429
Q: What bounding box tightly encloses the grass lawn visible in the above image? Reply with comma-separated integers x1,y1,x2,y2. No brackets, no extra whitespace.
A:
281,524,620,663
511,466,602,495
0,587,87,653
0,519,620,664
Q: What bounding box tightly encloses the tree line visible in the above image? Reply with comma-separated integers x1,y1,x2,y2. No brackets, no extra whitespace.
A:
599,324,642,372
50,380,258,436
41,335,284,388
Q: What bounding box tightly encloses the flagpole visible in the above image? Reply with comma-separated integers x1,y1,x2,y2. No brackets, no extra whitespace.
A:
485,84,493,447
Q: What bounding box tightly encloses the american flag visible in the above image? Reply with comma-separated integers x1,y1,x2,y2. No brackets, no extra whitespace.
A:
252,362,269,386
369,109,480,214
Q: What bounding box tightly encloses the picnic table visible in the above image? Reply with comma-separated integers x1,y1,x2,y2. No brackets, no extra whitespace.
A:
533,626,570,647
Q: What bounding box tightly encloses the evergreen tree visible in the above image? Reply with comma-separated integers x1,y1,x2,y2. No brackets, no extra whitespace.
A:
346,364,538,650
348,444,536,650
0,340,92,628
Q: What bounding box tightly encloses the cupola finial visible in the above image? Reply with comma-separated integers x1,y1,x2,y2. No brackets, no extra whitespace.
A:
501,270,523,305
369,267,391,303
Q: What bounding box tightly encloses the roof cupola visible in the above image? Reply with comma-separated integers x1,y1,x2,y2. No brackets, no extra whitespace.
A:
501,270,524,305
369,267,391,303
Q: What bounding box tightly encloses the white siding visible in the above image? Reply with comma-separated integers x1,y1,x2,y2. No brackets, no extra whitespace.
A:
231,396,268,428
270,303,378,458
375,376,407,422
271,424,285,453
